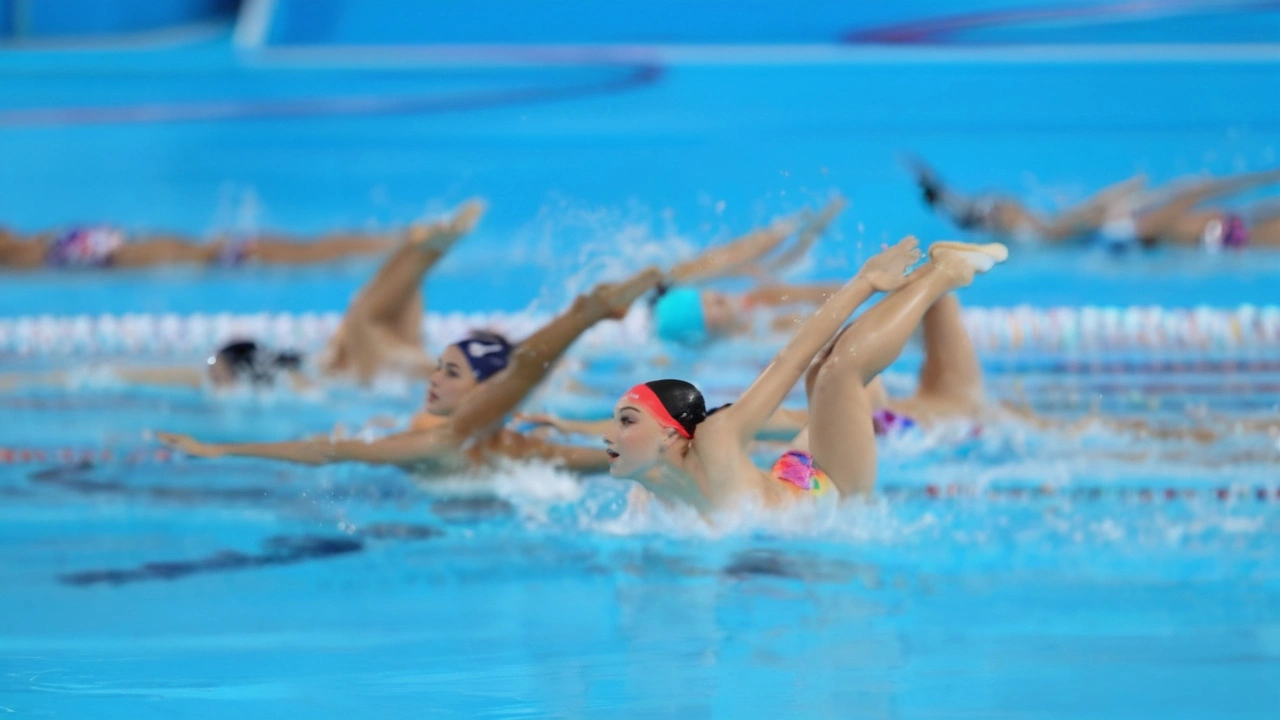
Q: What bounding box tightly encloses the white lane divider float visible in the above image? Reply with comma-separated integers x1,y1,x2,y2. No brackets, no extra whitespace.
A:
1,305,1279,357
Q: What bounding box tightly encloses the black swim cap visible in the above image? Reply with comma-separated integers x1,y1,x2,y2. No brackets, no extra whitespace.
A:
210,341,304,386
641,379,708,438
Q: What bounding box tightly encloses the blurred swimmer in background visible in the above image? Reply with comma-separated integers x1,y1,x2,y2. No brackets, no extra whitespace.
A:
157,268,664,473
0,200,487,392
0,217,409,270
650,195,854,346
914,159,1280,251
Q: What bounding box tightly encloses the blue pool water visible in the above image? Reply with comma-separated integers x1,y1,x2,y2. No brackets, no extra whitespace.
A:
3,2,1280,717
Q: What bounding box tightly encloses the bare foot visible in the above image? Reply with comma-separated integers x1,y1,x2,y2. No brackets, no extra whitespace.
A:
928,241,1007,285
857,236,923,291
407,198,488,250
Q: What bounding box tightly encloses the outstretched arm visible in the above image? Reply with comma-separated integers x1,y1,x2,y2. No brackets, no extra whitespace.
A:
517,437,613,474
157,429,448,467
666,214,803,285
744,283,841,308
715,238,922,442
753,196,848,275
445,267,664,440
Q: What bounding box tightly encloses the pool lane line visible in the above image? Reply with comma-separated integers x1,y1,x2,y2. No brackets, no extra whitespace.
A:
3,306,1280,357
9,449,1280,505
889,483,1280,503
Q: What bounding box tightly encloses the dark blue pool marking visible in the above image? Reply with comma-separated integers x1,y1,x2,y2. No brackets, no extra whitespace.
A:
847,0,1280,44
26,461,434,505
25,462,527,523
28,461,292,503
58,523,444,587
0,62,662,127
58,535,364,586
429,495,516,522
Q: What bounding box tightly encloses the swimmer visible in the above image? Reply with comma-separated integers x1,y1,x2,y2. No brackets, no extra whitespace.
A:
156,267,666,473
651,195,852,345
915,159,1280,251
153,226,797,472
1111,168,1280,251
603,238,1006,516
0,218,408,270
0,200,486,391
913,157,1150,244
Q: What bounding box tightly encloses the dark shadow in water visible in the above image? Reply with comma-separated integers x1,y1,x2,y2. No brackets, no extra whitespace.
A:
59,535,363,586
722,549,876,587
58,522,444,587
723,549,804,580
429,496,516,523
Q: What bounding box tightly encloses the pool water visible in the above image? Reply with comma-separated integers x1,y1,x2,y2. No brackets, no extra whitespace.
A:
3,1,1280,717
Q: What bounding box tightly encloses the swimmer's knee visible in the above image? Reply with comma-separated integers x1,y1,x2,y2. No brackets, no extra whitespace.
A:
810,355,867,396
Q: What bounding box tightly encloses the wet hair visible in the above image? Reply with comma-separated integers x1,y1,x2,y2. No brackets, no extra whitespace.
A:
209,341,303,386
920,178,942,207
640,379,730,437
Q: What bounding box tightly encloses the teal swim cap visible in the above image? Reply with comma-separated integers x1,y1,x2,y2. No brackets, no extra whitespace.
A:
652,287,708,345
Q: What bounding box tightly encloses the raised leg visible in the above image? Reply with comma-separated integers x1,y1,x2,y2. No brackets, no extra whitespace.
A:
915,293,983,406
344,201,484,325
110,236,220,266
1245,201,1280,247
248,232,399,264
805,246,1000,495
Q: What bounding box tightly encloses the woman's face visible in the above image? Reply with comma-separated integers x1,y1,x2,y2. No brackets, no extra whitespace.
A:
206,359,238,387
603,399,671,478
426,345,479,415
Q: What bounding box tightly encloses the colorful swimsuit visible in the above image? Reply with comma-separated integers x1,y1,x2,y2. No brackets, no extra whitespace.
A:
46,226,124,268
872,407,916,436
771,450,832,496
215,237,256,267
1202,214,1249,251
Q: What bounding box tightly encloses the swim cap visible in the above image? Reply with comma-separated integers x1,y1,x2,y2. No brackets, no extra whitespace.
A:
453,331,513,381
624,379,707,438
651,287,707,345
208,341,303,386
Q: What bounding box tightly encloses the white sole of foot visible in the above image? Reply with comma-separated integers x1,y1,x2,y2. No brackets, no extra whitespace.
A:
928,242,1009,273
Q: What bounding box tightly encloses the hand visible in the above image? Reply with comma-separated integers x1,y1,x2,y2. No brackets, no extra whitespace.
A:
857,236,922,292
589,266,664,320
156,432,225,459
